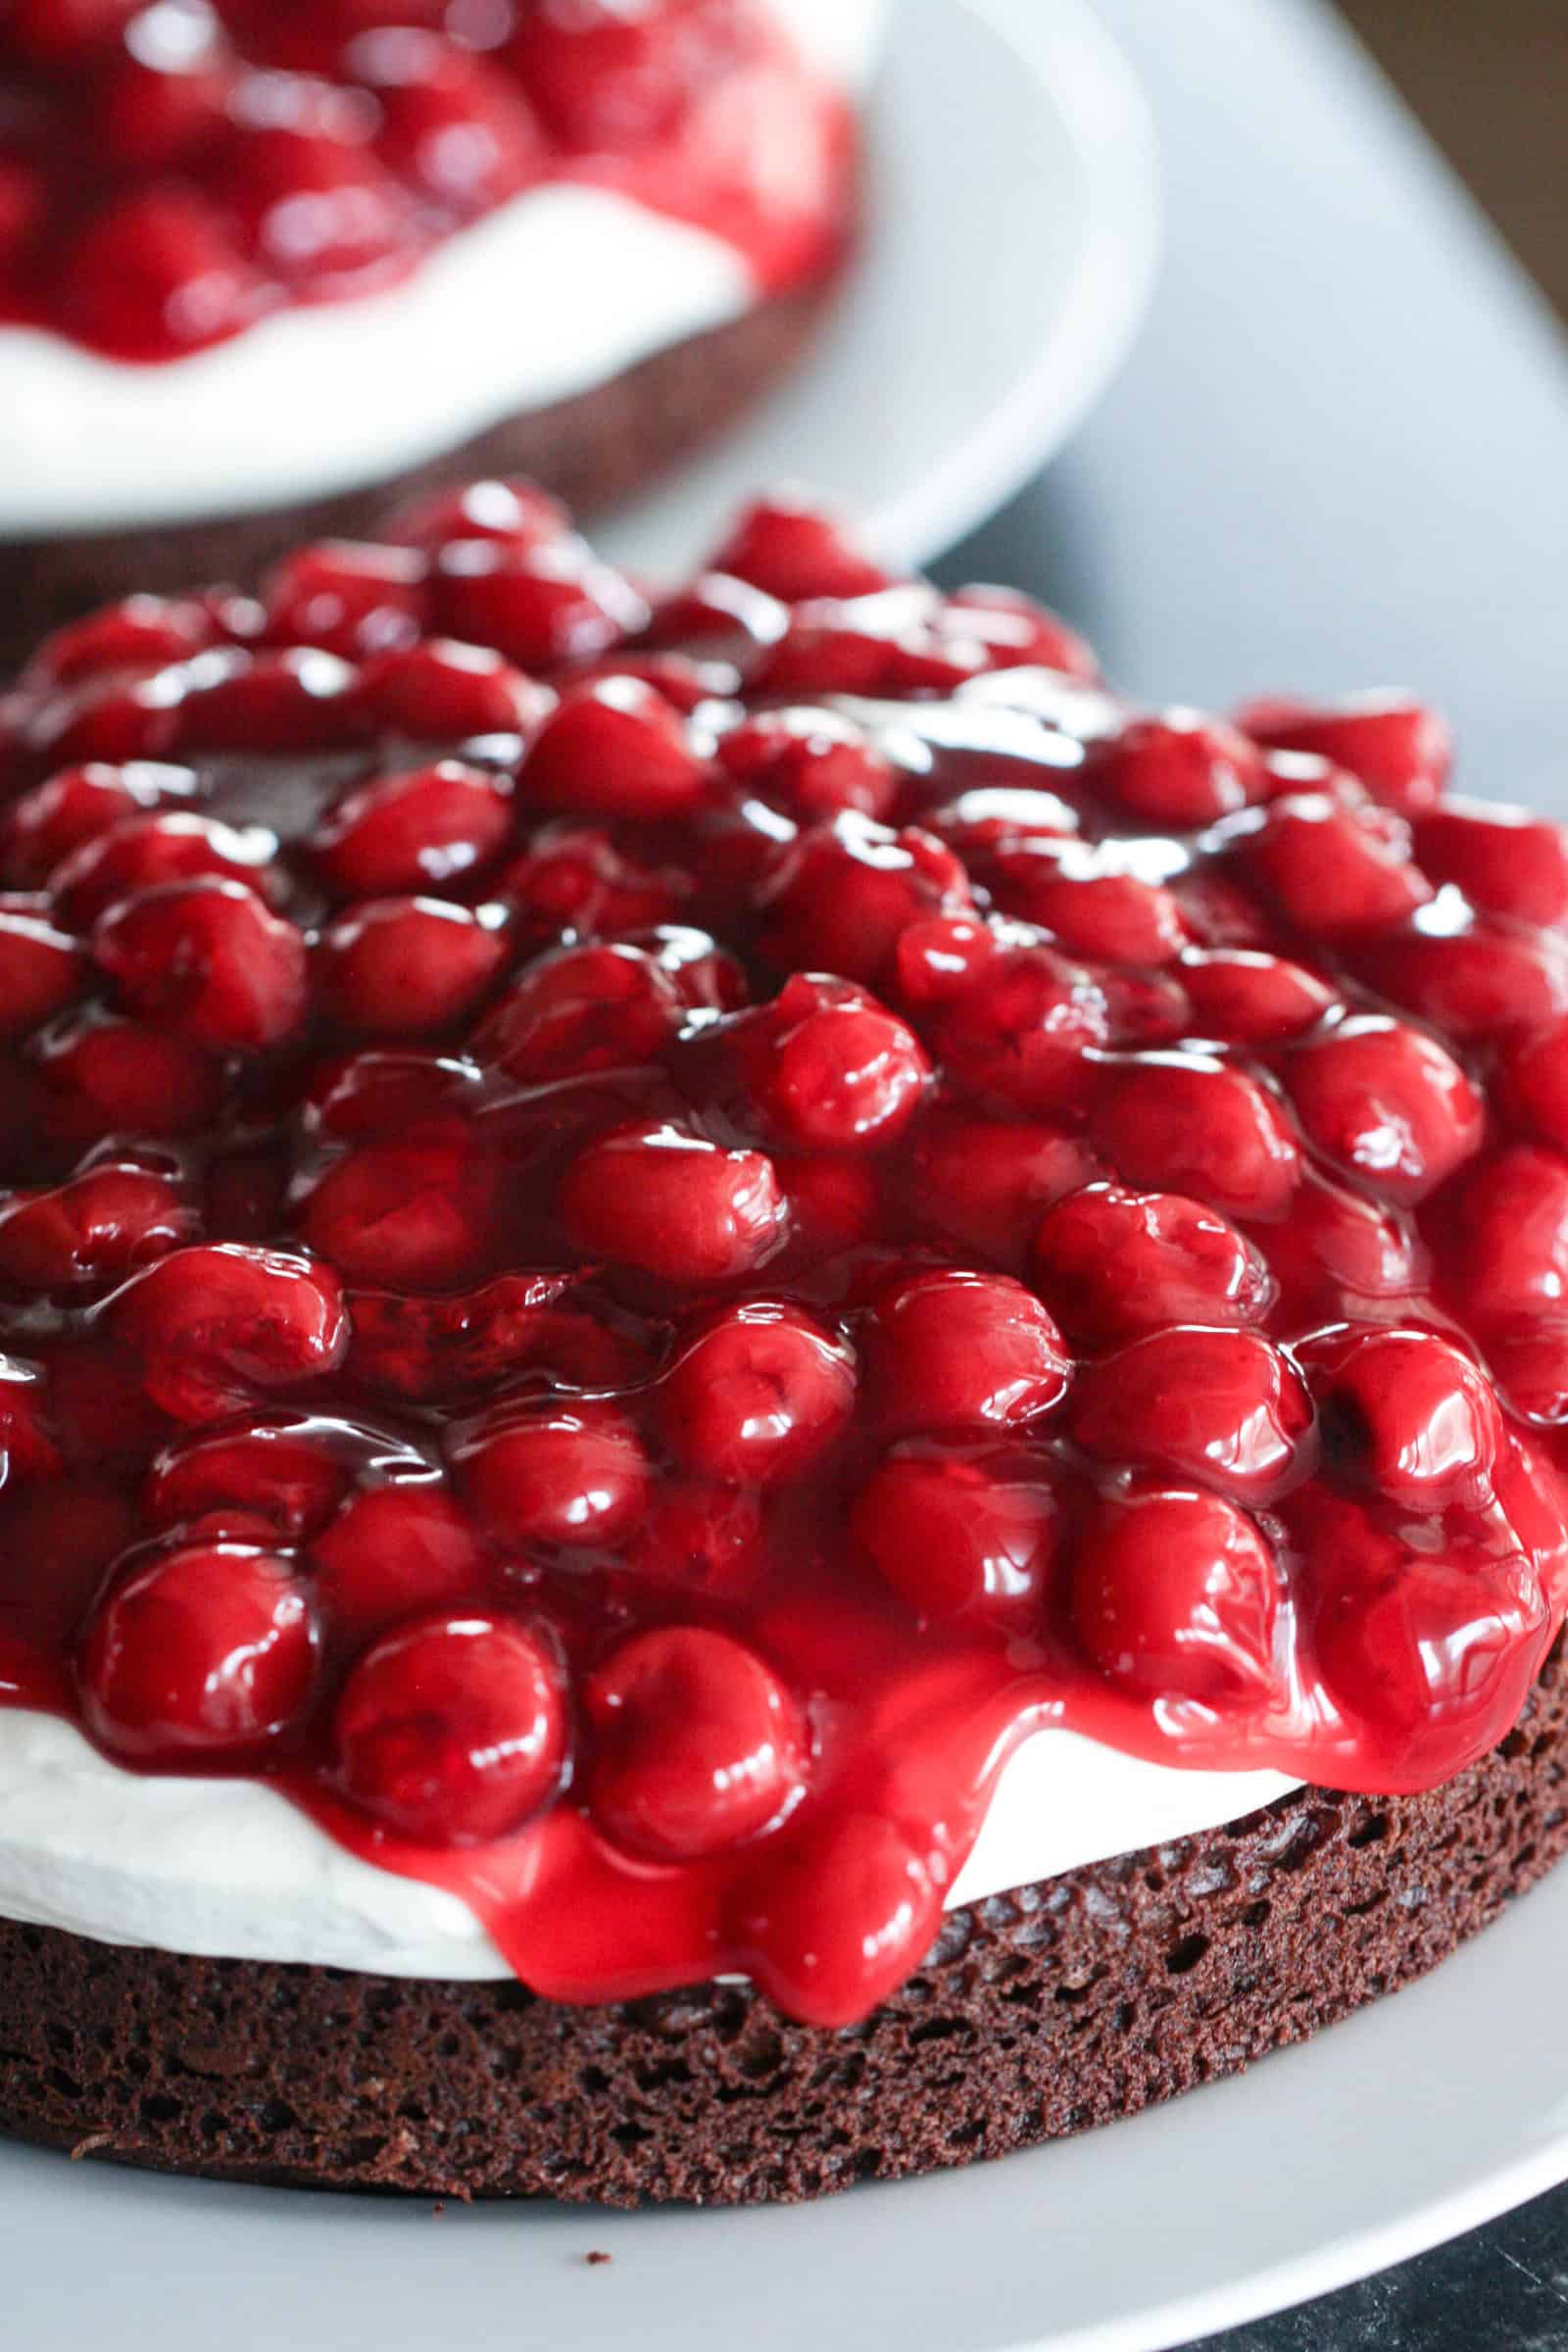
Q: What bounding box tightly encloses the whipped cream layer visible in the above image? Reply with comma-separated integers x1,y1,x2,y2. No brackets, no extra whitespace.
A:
0,1709,1299,1979
0,0,888,540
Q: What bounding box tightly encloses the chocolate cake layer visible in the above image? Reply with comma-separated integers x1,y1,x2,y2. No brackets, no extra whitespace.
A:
0,277,834,679
4,1639,1565,2206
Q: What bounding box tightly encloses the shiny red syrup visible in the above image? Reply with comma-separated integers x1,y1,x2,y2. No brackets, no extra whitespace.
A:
0,1,853,364
1,481,1567,2027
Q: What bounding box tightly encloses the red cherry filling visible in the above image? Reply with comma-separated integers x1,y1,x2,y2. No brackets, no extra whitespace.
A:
109,1244,349,1422
298,1126,502,1290
658,1300,856,1487
1033,1184,1271,1345
318,896,511,1034
1092,1055,1301,1220
79,1541,317,1761
521,679,709,821
3,0,854,364
715,709,896,824
333,1612,565,1844
93,877,308,1050
0,475,1564,2032
145,1416,350,1541
852,1439,1060,1628
474,940,683,1084
1305,1328,1502,1510
1284,1015,1483,1203
560,1120,789,1285
452,1396,648,1549
1071,1489,1280,1704
585,1627,807,1863
1069,1327,1311,1501
757,815,974,989
1083,711,1265,828
732,1811,942,2030
718,974,930,1153
1236,692,1451,817
313,1483,489,1642
311,760,512,896
859,1268,1068,1436
0,1164,196,1291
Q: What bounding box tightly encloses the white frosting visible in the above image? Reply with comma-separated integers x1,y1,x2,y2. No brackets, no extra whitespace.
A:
0,1706,1300,1978
0,0,889,538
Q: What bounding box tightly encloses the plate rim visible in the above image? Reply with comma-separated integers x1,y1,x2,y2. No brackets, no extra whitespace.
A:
597,0,1163,578
872,0,1163,567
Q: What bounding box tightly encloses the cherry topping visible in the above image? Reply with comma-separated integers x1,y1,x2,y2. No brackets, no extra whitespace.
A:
852,1438,1060,1627
1091,1055,1301,1220
705,495,892,604
474,939,683,1084
1306,1328,1502,1509
715,709,897,823
145,1415,349,1542
658,1300,856,1487
585,1627,807,1863
521,679,709,821
906,1107,1101,1266
1071,1488,1279,1704
0,472,1561,2034
721,975,930,1154
1033,1184,1271,1344
318,896,511,1034
733,1811,941,2029
1284,1015,1484,1204
1084,711,1265,828
313,1483,489,1642
31,1006,223,1140
263,540,429,661
1239,794,1433,938
79,1542,317,1761
298,1126,502,1290
926,942,1109,1115
756,814,973,990
1177,948,1337,1045
1,761,199,887
859,1268,1069,1436
1413,798,1568,927
109,1244,349,1423
1304,1492,1546,1773
452,1396,648,1549
49,810,278,930
93,877,308,1050
311,760,512,897
1236,692,1451,816
0,909,85,1037
560,1120,789,1286
1070,1327,1311,1500
0,1164,195,1291
333,1611,565,1844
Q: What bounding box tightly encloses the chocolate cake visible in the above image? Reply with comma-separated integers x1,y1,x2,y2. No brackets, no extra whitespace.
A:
2,478,1568,2206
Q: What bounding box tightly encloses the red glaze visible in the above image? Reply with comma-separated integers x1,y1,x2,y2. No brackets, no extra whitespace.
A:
0,1,858,363
0,483,1566,2030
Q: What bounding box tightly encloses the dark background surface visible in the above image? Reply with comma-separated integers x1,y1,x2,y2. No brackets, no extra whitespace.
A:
1336,0,1568,323
938,0,1568,2342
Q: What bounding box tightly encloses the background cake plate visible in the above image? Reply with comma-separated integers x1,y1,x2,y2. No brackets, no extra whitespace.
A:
596,0,1163,579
